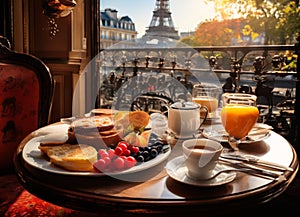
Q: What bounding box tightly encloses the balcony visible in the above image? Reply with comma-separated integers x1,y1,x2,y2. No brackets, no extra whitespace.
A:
96,36,300,151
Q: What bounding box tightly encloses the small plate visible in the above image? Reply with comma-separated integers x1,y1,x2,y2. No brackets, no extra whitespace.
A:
166,130,198,140
202,123,272,144
165,156,236,187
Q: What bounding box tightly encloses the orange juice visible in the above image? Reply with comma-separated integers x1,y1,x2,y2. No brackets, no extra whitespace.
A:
220,104,259,139
193,96,218,117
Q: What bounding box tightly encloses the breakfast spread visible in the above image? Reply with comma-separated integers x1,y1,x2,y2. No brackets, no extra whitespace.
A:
37,109,169,173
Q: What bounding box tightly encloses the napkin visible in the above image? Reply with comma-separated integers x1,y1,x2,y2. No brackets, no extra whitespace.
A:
32,124,69,138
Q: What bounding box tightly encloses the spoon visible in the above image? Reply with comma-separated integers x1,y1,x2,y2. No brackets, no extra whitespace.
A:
197,168,251,180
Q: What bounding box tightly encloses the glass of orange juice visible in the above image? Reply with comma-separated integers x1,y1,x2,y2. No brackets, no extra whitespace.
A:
192,83,220,119
220,94,259,150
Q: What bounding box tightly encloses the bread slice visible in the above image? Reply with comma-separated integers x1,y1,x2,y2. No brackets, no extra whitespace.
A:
39,144,98,172
67,115,122,147
72,116,114,132
69,131,121,147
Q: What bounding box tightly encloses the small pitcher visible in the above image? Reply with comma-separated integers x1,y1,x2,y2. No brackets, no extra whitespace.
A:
168,101,208,139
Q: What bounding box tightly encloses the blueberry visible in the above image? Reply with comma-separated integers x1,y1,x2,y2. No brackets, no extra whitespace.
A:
131,153,138,158
150,149,158,158
137,155,144,162
142,151,150,161
153,141,164,146
156,144,163,153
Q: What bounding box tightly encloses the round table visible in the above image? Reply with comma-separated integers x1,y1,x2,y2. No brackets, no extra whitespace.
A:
14,123,299,216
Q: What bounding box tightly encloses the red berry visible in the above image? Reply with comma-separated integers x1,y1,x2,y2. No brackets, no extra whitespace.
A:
107,149,116,159
93,159,106,172
124,156,137,169
113,157,125,170
123,149,131,156
99,151,109,159
103,157,111,165
98,149,106,156
114,146,123,156
117,142,128,151
131,146,139,154
120,141,129,147
127,156,137,162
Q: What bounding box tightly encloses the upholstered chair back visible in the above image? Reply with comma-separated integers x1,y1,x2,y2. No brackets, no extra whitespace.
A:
0,41,54,173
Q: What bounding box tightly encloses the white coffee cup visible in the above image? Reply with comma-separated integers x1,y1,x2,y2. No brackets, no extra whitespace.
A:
168,102,207,138
182,138,223,180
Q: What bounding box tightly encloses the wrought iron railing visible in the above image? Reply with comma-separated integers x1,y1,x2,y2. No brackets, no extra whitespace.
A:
97,37,300,150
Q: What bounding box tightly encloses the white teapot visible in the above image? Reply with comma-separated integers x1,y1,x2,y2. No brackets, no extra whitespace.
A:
168,101,208,139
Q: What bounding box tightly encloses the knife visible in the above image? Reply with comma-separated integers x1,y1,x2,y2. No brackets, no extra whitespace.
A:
219,158,283,180
221,154,294,172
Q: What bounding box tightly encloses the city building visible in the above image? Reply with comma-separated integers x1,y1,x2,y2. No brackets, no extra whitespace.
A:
180,31,195,38
100,8,138,50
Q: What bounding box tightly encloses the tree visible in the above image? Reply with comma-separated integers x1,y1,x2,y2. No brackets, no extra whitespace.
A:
276,1,300,44
190,19,242,46
211,0,300,45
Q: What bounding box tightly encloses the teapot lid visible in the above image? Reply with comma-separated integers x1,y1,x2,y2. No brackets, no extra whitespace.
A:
170,101,199,110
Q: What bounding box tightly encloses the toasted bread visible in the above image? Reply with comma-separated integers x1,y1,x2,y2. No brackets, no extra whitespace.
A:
72,116,114,132
39,144,98,172
68,130,121,147
67,116,122,147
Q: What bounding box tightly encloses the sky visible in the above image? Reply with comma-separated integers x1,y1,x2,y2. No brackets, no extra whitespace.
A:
100,0,216,38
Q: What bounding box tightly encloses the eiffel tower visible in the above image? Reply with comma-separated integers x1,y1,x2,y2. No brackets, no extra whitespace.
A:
144,0,179,40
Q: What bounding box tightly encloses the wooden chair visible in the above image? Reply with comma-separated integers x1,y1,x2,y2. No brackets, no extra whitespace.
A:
0,37,93,216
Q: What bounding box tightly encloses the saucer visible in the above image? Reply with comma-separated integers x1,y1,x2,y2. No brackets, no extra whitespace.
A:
166,130,200,140
165,156,236,187
202,123,272,144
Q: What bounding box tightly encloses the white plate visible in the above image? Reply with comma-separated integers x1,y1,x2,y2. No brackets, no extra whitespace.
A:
165,156,236,187
22,125,171,176
202,123,272,144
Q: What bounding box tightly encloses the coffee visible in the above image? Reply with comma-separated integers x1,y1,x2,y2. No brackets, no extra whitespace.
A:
189,145,216,153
